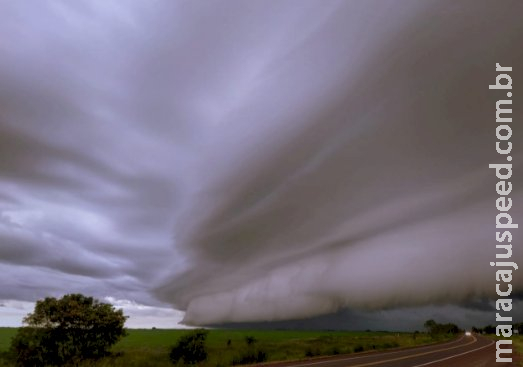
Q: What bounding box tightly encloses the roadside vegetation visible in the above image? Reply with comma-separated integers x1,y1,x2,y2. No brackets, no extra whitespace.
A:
0,298,465,367
6,297,523,367
482,334,523,366
1,326,454,367
513,336,523,366
473,322,523,335
423,319,460,336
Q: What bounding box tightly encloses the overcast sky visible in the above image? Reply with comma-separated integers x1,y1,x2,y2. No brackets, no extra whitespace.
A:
0,0,522,330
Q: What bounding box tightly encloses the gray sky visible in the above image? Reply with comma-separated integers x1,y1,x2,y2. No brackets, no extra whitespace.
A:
0,0,522,330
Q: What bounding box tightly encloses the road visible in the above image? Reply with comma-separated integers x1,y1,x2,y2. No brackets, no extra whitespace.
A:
268,334,518,367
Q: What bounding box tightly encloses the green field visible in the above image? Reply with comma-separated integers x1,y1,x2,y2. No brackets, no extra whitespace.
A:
0,328,16,354
0,327,452,367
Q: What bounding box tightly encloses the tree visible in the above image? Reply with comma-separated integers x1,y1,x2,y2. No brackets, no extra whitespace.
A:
169,329,209,365
10,294,127,366
423,319,460,336
424,319,436,331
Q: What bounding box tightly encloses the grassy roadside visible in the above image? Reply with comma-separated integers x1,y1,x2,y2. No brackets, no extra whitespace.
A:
0,328,455,367
513,336,523,366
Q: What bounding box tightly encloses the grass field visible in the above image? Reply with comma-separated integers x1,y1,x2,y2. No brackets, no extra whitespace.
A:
0,327,452,367
0,328,16,354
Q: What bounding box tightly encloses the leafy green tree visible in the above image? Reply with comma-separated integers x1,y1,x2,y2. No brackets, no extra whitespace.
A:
10,294,127,366
169,329,209,365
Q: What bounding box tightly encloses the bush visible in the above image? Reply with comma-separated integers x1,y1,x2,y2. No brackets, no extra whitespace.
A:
354,345,364,353
10,294,127,366
305,347,320,357
382,342,399,349
169,329,209,365
232,350,267,365
245,336,257,346
9,328,49,366
231,335,267,365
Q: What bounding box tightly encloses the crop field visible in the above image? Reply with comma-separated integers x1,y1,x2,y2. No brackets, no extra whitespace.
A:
0,328,452,367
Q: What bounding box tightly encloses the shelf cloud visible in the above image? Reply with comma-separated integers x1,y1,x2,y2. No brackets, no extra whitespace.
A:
0,0,522,328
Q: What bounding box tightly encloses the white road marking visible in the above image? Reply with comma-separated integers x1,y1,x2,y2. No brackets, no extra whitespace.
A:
279,335,466,367
411,339,495,367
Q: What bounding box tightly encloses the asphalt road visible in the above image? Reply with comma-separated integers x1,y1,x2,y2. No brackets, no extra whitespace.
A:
271,334,518,367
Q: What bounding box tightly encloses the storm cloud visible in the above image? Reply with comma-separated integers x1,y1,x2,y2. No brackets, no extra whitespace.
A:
1,0,522,328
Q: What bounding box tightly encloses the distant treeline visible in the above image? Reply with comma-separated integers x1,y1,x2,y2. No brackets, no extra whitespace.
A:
423,320,461,335
472,322,522,335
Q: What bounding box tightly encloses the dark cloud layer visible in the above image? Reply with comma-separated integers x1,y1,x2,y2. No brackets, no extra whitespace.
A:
0,0,522,328
212,301,523,332
154,0,523,325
